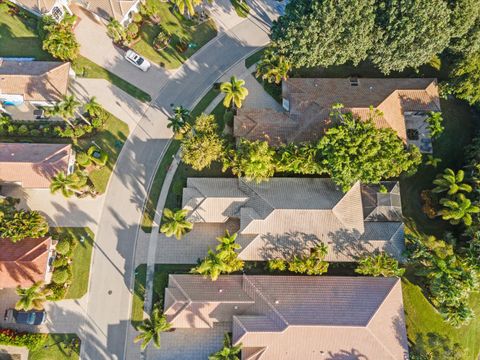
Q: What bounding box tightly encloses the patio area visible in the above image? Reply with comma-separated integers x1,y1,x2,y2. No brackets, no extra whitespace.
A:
405,112,433,153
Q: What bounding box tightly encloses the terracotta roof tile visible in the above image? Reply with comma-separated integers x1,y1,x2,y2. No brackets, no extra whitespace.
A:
0,237,52,288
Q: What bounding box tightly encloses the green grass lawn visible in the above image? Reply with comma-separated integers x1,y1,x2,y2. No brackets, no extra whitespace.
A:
403,278,480,359
78,112,129,194
28,334,80,360
131,264,147,327
141,88,220,232
245,48,265,69
72,56,152,102
132,3,217,69
49,227,94,299
0,2,51,60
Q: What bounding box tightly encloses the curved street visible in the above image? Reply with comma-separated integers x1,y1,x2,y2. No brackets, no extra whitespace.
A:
78,3,280,359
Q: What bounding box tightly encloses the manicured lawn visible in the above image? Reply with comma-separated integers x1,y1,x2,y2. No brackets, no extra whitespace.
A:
131,264,147,327
141,88,220,232
72,56,152,102
49,227,94,299
403,278,480,359
78,112,129,194
133,3,217,69
0,2,51,60
28,334,80,360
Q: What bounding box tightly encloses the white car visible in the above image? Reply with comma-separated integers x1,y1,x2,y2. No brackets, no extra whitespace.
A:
125,50,151,72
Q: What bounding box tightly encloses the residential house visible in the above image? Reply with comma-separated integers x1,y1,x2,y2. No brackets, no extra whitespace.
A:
10,0,141,24
164,274,409,360
234,78,441,152
0,236,56,288
0,60,70,120
182,178,404,262
0,143,75,188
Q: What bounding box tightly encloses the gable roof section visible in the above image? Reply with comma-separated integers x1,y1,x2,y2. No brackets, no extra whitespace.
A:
0,237,52,288
165,275,409,360
183,178,403,262
0,61,70,102
11,0,57,14
234,77,440,145
0,143,73,188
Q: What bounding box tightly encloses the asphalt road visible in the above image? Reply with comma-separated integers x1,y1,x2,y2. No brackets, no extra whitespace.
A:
79,11,274,360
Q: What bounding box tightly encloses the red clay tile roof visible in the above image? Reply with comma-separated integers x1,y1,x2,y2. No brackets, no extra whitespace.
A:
0,143,73,188
0,61,70,102
0,237,52,288
234,78,441,145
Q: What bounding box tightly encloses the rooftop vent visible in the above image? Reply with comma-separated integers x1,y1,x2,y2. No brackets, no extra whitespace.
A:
349,77,359,86
218,289,223,293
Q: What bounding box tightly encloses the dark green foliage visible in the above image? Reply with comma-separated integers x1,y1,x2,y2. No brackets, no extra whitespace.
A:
55,239,70,255
271,0,376,68
0,210,49,242
76,151,92,167
449,51,480,105
275,142,323,175
41,14,79,61
46,282,67,301
51,266,71,284
355,253,405,277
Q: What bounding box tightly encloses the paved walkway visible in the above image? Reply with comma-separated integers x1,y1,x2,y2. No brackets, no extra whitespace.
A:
70,78,149,131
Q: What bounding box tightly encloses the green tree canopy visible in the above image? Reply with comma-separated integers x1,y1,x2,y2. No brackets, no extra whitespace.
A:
209,333,242,360
160,208,193,240
317,106,421,191
224,139,276,183
134,305,172,350
371,0,452,74
450,51,480,106
0,210,49,242
41,14,79,61
270,0,376,68
180,114,224,171
448,0,480,55
432,168,472,195
256,48,291,84
15,282,51,311
220,76,249,109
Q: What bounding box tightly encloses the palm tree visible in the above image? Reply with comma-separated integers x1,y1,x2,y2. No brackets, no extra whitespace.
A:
167,105,190,137
160,208,193,239
215,230,240,253
209,333,242,360
84,97,103,117
45,95,88,126
256,51,291,84
107,19,126,44
191,249,229,281
439,193,480,226
134,305,172,350
425,155,442,168
15,282,51,311
50,171,88,198
220,76,249,109
432,168,472,195
170,0,202,17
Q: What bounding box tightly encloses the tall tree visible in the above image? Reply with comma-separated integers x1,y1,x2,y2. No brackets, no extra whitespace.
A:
449,51,480,106
170,0,202,17
448,0,480,55
275,142,323,175
439,193,480,226
223,139,276,183
191,249,230,281
180,114,224,170
220,76,249,109
15,282,51,311
371,0,452,74
270,0,376,68
167,105,190,138
41,14,79,61
84,97,103,117
0,210,49,242
209,333,242,360
317,106,422,191
134,305,172,350
432,168,472,195
256,48,291,84
160,208,193,240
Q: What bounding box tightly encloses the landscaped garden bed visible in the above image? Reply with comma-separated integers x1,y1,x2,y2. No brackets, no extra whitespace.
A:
130,0,217,69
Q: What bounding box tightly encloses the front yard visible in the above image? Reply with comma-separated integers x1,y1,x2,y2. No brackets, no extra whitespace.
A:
132,3,217,69
28,334,80,360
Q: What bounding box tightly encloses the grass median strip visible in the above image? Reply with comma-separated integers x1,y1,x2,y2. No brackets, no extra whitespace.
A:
141,87,220,232
72,56,152,103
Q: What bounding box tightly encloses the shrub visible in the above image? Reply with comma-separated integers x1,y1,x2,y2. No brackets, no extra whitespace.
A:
131,12,143,23
153,28,170,51
53,256,68,268
18,125,29,135
0,329,47,350
55,239,70,255
87,146,108,166
266,258,287,272
52,266,71,284
76,151,92,167
30,129,41,136
126,22,139,38
46,282,67,301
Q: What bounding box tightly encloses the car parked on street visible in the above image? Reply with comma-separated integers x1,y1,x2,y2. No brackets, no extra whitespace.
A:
125,50,151,72
4,309,47,325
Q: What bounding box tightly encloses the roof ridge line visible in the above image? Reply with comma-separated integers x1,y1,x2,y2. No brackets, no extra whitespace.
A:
239,179,276,213
242,274,289,327
365,278,399,326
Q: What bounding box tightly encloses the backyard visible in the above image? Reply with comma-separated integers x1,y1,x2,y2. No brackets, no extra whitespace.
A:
132,3,217,69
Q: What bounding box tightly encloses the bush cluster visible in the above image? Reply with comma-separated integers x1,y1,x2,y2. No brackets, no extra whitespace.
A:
46,237,77,300
0,119,64,138
0,328,47,350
